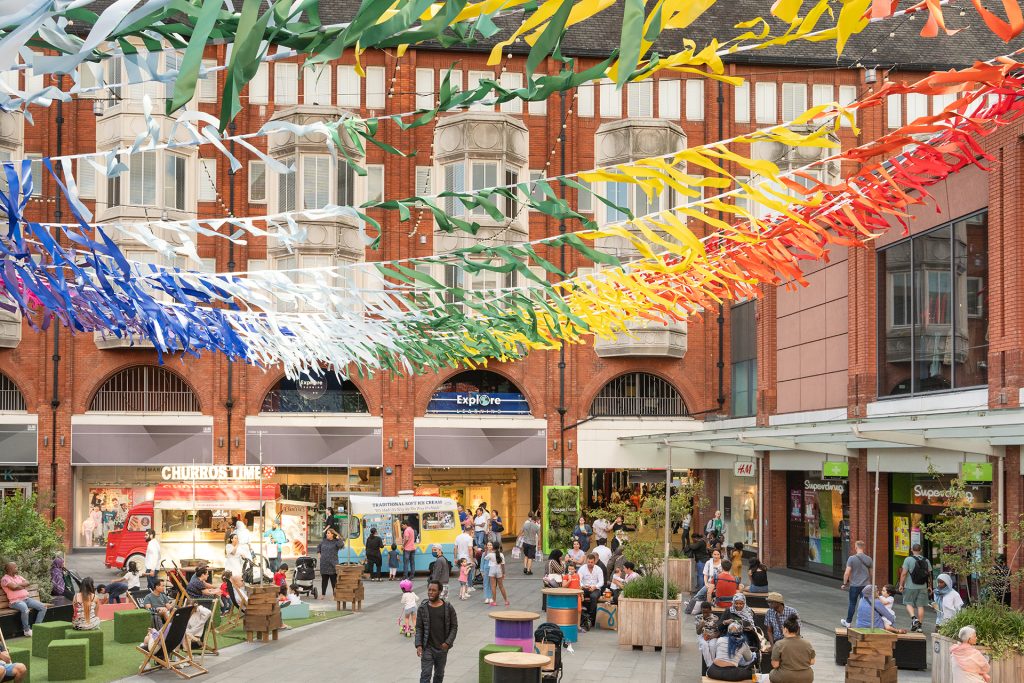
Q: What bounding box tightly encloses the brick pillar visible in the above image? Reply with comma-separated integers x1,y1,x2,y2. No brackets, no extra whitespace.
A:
763,454,787,568
1002,447,1022,609
756,284,778,425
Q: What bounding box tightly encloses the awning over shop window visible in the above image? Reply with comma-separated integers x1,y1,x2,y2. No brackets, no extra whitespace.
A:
153,483,279,510
244,419,383,467
0,417,37,465
414,419,547,468
71,416,213,465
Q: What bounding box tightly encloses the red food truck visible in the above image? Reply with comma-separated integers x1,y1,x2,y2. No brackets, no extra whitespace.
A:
104,481,311,570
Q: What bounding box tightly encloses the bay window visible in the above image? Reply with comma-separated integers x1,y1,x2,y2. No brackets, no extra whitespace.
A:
471,162,498,217
164,154,186,210
877,211,988,396
278,157,296,212
303,155,330,210
128,151,157,206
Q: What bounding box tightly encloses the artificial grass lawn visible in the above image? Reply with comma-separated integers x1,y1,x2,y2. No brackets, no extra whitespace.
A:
14,609,349,683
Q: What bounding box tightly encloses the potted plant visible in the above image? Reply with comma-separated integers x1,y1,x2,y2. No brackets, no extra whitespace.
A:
643,478,704,594
617,573,682,649
932,604,1024,683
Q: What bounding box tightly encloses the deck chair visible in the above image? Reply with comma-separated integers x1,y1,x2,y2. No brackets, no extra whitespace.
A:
214,585,244,636
163,561,190,607
192,598,220,662
136,604,207,679
129,588,151,608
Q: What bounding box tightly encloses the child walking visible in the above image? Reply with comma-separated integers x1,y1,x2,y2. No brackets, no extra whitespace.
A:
399,579,418,637
458,558,470,600
388,544,400,581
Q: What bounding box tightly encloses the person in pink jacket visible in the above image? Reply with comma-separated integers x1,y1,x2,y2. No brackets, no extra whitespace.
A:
950,626,991,683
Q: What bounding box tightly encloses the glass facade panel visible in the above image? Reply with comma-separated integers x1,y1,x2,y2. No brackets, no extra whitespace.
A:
786,472,849,579
877,211,988,396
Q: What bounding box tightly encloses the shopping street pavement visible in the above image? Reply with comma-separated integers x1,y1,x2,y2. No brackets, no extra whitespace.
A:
65,552,934,682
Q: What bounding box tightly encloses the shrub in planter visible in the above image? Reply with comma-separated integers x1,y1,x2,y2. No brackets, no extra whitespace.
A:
622,573,680,601
937,602,1024,659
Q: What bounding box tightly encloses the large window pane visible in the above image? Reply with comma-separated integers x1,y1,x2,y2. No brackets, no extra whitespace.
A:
163,154,186,210
303,156,330,210
278,157,295,212
129,151,157,206
912,225,952,394
878,212,987,397
878,240,912,395
954,213,988,388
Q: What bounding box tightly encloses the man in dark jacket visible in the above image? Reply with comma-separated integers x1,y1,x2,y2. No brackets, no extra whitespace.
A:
428,545,452,600
415,580,458,683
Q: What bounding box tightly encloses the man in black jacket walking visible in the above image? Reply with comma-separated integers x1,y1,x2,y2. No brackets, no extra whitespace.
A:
416,581,458,683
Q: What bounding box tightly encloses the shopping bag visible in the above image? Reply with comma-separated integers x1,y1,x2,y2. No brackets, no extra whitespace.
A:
511,546,522,560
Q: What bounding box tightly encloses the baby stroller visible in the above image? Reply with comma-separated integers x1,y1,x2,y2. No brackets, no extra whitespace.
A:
292,556,319,598
534,622,564,681
241,554,272,584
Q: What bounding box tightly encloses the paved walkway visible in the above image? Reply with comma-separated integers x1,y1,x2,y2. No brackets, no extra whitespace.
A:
67,552,935,682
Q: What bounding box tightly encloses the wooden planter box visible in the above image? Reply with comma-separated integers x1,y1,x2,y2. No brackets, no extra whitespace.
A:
931,633,1024,683
616,597,681,649
665,558,693,595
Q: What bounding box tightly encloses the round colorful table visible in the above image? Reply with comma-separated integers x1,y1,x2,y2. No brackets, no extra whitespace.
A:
483,652,550,683
542,587,582,643
488,610,541,653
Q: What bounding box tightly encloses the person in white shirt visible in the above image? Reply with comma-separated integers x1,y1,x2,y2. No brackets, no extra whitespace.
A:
934,573,965,626
610,561,640,603
144,529,161,590
592,537,612,567
473,507,490,548
577,554,605,632
454,530,475,592
593,517,610,542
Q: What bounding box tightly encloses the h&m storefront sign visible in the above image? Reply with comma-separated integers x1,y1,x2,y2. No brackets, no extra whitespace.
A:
426,392,530,415
733,461,755,477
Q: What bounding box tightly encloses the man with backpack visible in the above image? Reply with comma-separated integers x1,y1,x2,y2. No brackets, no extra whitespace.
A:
898,543,932,632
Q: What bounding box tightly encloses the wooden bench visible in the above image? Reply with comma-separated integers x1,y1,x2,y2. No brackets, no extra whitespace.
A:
0,585,74,638
834,627,927,670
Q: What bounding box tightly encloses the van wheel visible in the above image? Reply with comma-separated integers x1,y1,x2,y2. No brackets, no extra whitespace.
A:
125,553,146,572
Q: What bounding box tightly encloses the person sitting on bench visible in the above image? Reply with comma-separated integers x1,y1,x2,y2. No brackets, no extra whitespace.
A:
140,580,173,628
707,621,756,681
1,562,45,636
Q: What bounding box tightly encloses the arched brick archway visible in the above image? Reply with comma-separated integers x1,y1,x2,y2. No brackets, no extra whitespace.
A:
84,364,204,413
0,371,29,411
579,369,693,418
415,367,540,417
256,373,373,414
249,370,380,416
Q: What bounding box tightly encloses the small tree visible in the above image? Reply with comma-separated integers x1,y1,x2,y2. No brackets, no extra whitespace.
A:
643,478,706,538
0,493,66,598
921,470,1024,604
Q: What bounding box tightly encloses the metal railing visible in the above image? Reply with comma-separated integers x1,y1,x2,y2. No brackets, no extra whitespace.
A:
590,372,689,417
261,389,368,414
0,375,26,411
89,366,201,412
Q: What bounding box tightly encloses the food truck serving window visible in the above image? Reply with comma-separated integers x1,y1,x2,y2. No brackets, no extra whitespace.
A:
422,511,455,531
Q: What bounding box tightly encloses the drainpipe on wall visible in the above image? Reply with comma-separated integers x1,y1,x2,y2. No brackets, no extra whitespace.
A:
50,74,65,520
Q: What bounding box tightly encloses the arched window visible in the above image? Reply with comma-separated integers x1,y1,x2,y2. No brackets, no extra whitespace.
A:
0,373,26,411
90,366,200,412
590,373,687,417
261,375,368,414
427,370,529,415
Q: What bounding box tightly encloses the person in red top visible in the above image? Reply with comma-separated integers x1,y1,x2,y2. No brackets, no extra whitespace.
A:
273,563,288,588
2,562,46,635
712,559,743,608
401,520,417,581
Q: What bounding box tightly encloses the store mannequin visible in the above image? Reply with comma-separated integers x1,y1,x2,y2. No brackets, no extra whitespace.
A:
743,492,756,545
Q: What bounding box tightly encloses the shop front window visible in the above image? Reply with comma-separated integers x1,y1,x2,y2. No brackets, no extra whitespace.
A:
260,375,369,414
719,468,758,549
427,370,530,415
786,472,849,579
878,211,988,396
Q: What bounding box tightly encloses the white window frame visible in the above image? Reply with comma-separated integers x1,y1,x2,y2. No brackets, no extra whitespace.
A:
576,178,593,213
250,63,269,104
932,92,956,114
838,85,857,126
499,72,523,114
414,165,432,200
627,80,653,118
366,66,386,109
275,63,298,105
734,82,750,123
75,158,96,199
277,156,296,213
337,65,360,108
906,93,928,122
781,82,807,122
366,164,384,204
129,150,158,207
685,80,704,121
199,59,218,102
599,78,621,118
248,160,266,204
527,91,546,116
658,79,680,120
604,181,630,223
755,82,777,124
470,161,498,217
302,155,331,210
415,68,434,110
468,70,493,111
164,153,187,210
27,154,43,197
887,94,902,129
577,81,595,117
198,158,217,202
303,64,332,105
442,162,465,217
812,84,833,109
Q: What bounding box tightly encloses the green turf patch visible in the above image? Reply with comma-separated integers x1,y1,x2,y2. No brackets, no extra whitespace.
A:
11,609,349,682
